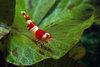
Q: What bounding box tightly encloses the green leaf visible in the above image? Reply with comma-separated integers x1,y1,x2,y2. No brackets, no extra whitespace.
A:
30,0,57,25
40,15,94,59
6,30,46,65
0,24,9,39
39,2,94,59
6,0,94,66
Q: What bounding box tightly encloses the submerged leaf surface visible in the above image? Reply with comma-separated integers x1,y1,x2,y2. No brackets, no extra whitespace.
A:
6,0,94,65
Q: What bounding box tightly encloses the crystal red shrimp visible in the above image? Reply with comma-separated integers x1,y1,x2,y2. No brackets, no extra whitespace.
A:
21,11,53,43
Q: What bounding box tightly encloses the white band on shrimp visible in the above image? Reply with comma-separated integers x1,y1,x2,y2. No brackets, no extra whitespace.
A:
27,20,32,24
31,26,39,33
42,33,49,39
21,11,26,14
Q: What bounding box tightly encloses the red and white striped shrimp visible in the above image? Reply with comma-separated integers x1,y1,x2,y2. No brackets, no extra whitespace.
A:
21,11,53,43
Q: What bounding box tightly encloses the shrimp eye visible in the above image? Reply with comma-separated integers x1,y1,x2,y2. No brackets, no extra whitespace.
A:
46,34,48,36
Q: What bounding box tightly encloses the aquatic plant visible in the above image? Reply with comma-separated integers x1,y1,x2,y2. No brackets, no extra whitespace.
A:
0,0,99,66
